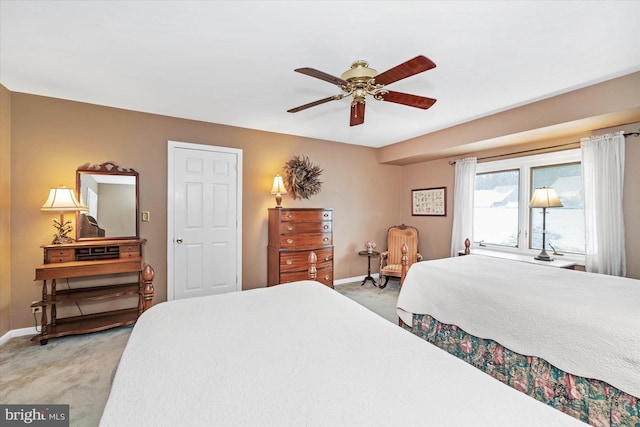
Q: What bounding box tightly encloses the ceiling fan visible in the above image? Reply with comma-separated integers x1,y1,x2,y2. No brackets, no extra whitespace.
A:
287,55,437,126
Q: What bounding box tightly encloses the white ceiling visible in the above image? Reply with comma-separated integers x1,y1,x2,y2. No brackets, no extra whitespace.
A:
1,1,639,148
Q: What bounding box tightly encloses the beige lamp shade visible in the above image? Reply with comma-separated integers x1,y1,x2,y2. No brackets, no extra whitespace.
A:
41,186,88,244
529,187,563,208
270,175,287,195
41,186,89,212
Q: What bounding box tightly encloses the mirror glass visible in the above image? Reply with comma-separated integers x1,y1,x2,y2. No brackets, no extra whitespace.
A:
76,162,139,240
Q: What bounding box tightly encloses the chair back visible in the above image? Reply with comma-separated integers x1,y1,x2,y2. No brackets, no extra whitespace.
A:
386,225,419,266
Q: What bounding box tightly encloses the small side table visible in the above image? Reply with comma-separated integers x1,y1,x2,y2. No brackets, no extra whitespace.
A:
358,250,380,287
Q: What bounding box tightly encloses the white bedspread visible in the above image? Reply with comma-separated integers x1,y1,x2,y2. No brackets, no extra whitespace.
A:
397,256,640,398
100,280,583,427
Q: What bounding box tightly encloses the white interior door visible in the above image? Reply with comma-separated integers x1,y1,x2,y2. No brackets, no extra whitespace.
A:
168,141,242,300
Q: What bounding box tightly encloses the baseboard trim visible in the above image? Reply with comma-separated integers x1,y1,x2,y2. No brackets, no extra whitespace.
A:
0,327,37,346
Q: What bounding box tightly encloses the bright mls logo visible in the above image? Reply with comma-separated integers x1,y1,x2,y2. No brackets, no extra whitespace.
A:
1,405,69,426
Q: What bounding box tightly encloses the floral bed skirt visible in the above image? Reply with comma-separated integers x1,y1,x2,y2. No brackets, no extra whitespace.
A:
406,314,640,427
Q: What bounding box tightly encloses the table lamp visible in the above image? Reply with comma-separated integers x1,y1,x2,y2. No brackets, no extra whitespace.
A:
529,187,563,261
41,185,89,244
270,174,287,208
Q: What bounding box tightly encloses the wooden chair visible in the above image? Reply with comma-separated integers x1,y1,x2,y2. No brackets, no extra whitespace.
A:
379,224,422,288
78,214,105,238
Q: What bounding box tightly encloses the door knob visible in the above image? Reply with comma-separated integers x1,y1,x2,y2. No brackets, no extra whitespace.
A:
176,238,183,244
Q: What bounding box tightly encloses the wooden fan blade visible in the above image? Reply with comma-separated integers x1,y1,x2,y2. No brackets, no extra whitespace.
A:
350,102,365,126
294,67,350,87
374,55,436,86
379,91,437,110
287,95,344,113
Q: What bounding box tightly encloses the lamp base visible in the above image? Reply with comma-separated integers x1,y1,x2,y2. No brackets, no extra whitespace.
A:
51,235,74,245
534,251,554,262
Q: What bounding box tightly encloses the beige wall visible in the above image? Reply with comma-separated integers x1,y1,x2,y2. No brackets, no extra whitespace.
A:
3,82,639,336
0,85,11,334
401,123,640,279
4,93,402,333
400,159,455,261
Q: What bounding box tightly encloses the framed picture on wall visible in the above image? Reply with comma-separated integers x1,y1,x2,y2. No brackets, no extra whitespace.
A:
412,187,446,216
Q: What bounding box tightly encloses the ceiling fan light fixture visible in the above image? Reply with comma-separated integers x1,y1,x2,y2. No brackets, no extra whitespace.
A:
353,87,367,104
340,60,378,83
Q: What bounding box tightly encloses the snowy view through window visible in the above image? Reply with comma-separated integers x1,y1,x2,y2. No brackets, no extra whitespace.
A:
474,170,520,248
474,163,585,254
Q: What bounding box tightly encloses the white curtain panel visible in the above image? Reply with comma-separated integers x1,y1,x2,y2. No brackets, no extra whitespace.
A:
581,132,626,276
450,157,477,257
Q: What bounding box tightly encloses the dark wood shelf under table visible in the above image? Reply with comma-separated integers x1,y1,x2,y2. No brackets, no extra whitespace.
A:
40,308,139,340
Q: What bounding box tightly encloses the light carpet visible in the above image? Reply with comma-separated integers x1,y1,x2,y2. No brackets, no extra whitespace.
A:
333,279,400,323
0,280,399,426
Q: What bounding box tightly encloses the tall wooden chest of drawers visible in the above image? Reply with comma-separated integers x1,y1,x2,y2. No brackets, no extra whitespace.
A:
268,208,333,287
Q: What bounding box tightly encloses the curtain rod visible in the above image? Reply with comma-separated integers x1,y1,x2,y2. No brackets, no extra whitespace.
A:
448,129,640,165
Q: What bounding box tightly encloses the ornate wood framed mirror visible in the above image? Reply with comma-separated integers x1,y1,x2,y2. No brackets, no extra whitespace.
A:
75,162,139,240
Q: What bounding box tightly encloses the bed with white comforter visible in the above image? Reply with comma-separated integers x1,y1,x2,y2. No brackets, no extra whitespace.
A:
397,255,640,426
100,280,582,426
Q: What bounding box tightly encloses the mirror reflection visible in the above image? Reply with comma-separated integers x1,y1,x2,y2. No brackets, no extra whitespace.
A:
76,163,139,240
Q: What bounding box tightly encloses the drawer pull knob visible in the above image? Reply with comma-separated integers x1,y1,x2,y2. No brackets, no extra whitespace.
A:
287,226,293,231
286,239,293,244
287,214,292,218
323,213,329,217
323,225,329,229
286,260,292,265
323,237,329,242
324,257,330,261
324,275,330,280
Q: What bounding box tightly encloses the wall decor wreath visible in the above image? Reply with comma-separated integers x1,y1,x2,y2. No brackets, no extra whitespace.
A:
283,155,323,200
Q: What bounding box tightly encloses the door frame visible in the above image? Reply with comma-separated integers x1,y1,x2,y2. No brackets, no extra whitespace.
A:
167,140,243,300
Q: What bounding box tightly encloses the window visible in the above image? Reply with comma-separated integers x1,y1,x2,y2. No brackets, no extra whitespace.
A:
473,149,584,257
474,169,519,247
530,163,584,254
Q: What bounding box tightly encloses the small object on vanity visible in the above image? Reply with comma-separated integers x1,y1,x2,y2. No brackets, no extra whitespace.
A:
40,185,88,244
529,187,563,261
79,214,106,238
270,174,287,208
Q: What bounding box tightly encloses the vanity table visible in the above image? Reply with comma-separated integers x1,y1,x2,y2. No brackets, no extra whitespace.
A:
33,240,154,345
32,162,154,345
